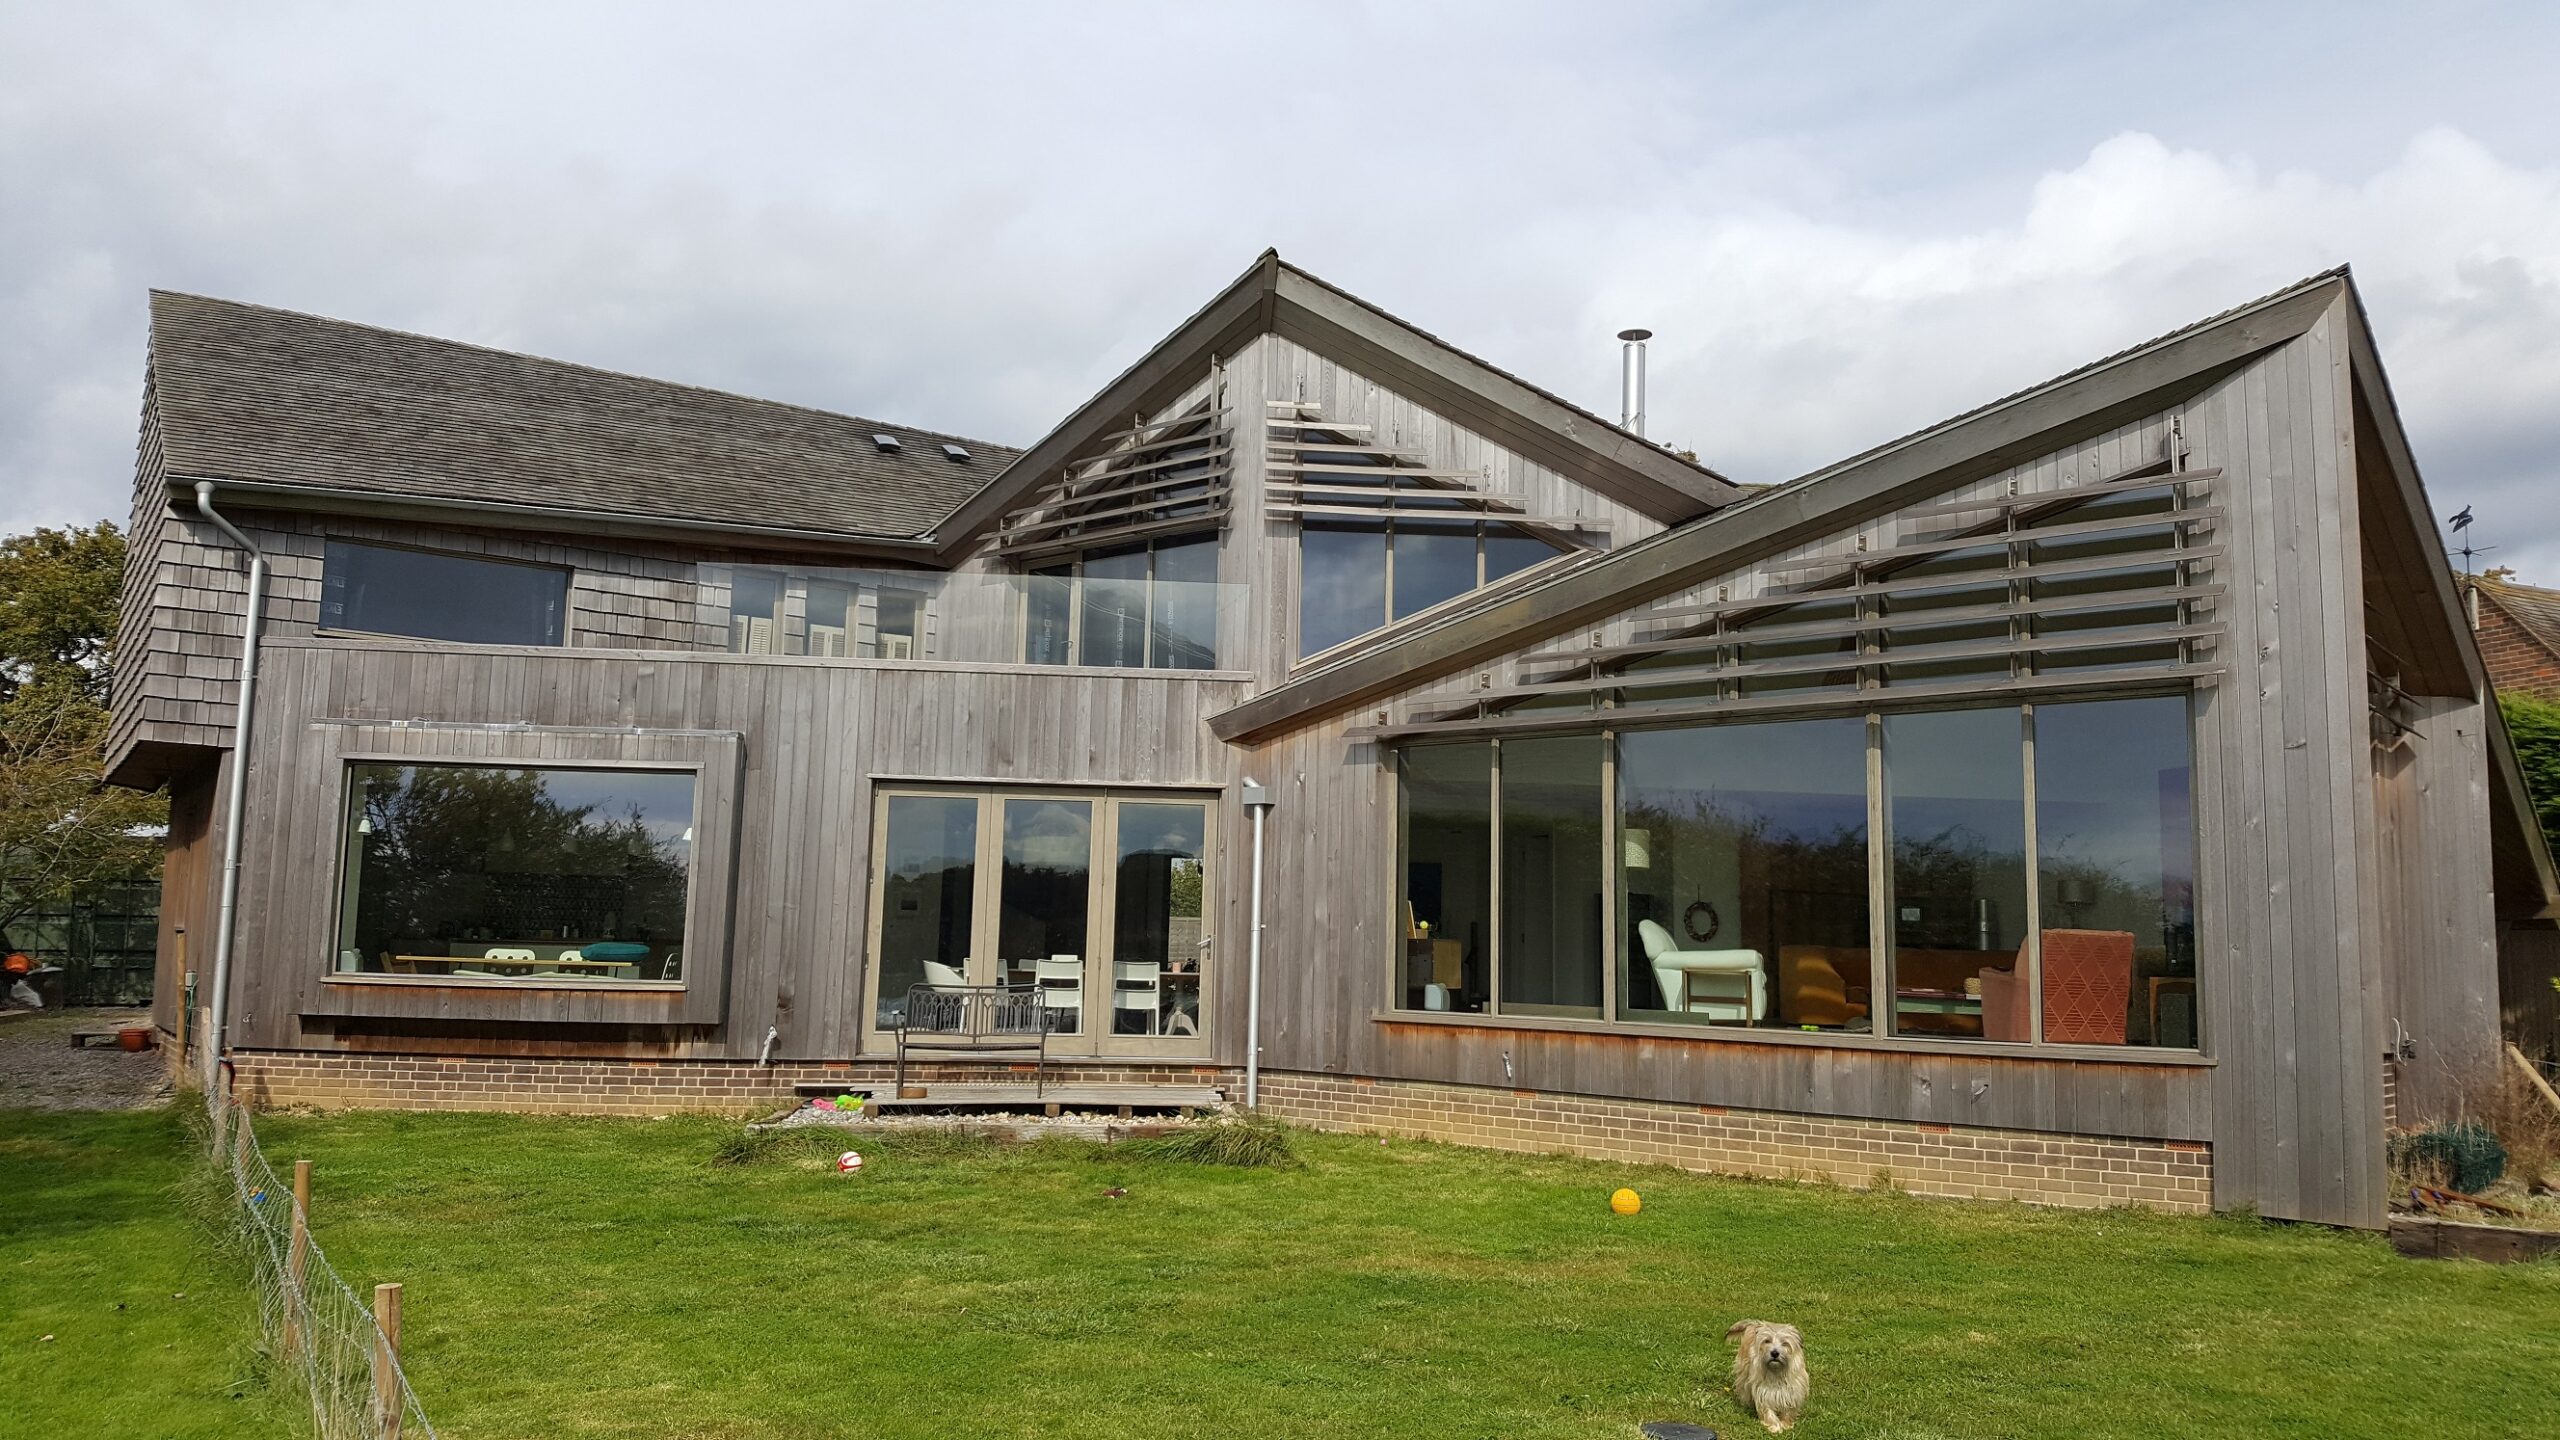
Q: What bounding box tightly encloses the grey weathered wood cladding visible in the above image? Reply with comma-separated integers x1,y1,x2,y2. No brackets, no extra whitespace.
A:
113,259,2544,1232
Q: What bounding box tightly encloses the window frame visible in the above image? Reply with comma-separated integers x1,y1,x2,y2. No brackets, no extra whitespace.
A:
1381,683,2210,1065
319,536,572,648
305,721,742,1028
1297,518,1579,666
1016,533,1222,670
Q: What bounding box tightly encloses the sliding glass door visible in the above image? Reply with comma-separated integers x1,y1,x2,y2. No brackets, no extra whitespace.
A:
866,787,1214,1058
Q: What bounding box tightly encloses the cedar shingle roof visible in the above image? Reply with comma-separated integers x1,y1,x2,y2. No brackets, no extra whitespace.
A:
147,291,1019,542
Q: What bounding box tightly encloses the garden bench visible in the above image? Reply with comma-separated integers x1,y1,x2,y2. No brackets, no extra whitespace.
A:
891,983,1049,1098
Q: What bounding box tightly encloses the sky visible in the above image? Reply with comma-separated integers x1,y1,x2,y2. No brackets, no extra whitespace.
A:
5,1,2557,578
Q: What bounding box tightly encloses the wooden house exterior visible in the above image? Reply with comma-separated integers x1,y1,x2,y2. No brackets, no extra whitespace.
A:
110,254,2556,1228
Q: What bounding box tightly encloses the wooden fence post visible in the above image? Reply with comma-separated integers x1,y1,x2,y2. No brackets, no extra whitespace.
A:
282,1160,311,1359
372,1281,404,1440
231,1106,250,1176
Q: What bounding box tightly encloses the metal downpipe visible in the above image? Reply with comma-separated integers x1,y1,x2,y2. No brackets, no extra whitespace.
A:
193,482,267,1090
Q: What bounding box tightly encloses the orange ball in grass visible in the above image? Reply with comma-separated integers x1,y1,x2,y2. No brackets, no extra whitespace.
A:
1610,1187,1642,1215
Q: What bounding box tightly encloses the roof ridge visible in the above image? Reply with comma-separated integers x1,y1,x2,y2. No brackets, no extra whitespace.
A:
147,289,1019,455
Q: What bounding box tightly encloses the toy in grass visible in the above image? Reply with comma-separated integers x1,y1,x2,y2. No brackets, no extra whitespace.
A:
836,1151,863,1174
1612,1187,1642,1215
838,1094,865,1112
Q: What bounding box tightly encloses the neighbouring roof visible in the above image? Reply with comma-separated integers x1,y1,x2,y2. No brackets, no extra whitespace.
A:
2480,573,2560,658
147,291,1020,544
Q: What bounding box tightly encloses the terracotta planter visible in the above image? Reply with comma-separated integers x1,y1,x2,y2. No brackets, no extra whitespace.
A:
117,1026,153,1052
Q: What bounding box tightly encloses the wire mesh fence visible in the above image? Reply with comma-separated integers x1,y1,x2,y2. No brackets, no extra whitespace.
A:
202,1089,440,1440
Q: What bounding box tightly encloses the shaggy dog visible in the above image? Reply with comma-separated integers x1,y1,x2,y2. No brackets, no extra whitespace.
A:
1726,1319,1809,1433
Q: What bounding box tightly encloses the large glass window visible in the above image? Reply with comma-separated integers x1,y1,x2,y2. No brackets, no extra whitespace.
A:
869,789,1215,1053
1021,536,1222,669
723,569,931,660
323,540,567,647
1391,692,2199,1050
1619,717,1870,1029
1399,744,1493,1013
335,763,693,985
1881,708,2029,1040
2033,696,2196,1046
1300,520,1571,660
1500,736,1607,1017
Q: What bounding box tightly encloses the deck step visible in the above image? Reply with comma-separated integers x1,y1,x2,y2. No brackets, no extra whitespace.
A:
859,1083,1225,1113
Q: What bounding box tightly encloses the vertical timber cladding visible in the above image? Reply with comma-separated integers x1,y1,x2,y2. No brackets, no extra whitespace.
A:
220,639,1248,1061
2186,298,2389,1227
1245,406,2221,1150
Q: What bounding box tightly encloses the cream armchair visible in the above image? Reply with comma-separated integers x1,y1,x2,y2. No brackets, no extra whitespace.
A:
1636,919,1766,1022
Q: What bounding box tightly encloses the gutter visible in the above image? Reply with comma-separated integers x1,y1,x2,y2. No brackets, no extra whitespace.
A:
163,475,945,560
191,482,267,1089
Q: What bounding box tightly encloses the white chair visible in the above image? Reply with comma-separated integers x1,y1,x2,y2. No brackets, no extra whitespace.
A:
922,960,968,989
484,947,538,962
555,948,583,964
1636,919,1766,1023
1112,960,1163,1035
1035,954,1083,1032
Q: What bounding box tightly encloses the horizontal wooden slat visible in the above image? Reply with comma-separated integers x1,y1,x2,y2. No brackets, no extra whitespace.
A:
1621,544,2224,630
995,485,1231,545
1762,505,2224,578
1264,503,1612,529
1270,464,1492,481
1013,461,1233,520
1894,467,2218,522
1266,483,1524,507
994,512,1231,563
1370,662,2224,741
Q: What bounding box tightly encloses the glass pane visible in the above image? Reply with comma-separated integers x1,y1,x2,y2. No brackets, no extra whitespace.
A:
1025,565,1074,665
1080,547,1149,669
1882,708,2029,1040
872,588,924,660
336,764,693,986
1112,803,1208,1037
1149,537,1220,670
1618,717,1870,1030
1499,735,1606,1018
325,540,567,647
2035,696,2196,1047
999,799,1093,1033
1391,521,1479,620
1300,522,1388,657
876,795,979,1027
805,581,854,658
1485,526,1564,584
1399,743,1492,1014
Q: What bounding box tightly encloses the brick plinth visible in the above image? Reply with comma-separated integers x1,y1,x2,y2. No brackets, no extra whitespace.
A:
1256,1071,2213,1214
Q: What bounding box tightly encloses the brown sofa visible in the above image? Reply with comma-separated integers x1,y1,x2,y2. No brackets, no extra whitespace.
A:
1777,945,2017,1036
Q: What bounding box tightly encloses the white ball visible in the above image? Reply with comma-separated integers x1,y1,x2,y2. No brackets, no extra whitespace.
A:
836,1150,863,1174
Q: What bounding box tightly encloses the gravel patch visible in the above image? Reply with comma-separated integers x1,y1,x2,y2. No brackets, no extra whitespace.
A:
0,1007,173,1111
759,1098,1228,1143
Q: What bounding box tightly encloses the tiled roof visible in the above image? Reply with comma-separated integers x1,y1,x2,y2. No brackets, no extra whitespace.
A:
2481,573,2560,655
147,292,1019,542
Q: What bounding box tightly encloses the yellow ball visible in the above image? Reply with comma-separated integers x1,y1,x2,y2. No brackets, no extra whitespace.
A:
1610,1187,1642,1215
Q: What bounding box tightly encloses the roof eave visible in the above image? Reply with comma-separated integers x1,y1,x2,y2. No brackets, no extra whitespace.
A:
1209,272,2348,745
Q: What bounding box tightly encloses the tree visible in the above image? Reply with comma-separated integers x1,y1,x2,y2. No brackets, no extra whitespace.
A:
2504,692,2560,862
0,522,166,934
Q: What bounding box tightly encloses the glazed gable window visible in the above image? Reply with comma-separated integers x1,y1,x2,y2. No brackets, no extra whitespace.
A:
322,539,568,646
334,763,696,986
1022,535,1220,669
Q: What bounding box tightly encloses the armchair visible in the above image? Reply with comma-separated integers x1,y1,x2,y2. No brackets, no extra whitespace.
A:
1636,919,1765,1022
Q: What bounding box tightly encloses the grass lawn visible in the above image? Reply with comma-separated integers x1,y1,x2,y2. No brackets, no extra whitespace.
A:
11,1107,2560,1439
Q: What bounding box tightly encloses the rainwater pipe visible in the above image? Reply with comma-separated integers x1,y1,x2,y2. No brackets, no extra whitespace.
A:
1240,778,1277,1108
193,482,268,1091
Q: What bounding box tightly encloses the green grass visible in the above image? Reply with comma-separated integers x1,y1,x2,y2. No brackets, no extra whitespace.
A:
0,1107,279,1437
11,1106,2560,1438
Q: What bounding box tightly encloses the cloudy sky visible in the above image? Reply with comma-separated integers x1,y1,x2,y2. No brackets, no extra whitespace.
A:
5,2,2557,575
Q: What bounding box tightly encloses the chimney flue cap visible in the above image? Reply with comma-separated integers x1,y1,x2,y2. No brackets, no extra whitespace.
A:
1617,328,1653,343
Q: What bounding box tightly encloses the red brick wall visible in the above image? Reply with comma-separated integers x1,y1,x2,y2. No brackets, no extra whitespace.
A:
2478,594,2560,701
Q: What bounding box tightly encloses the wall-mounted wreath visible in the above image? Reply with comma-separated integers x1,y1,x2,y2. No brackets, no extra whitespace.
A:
1682,899,1721,945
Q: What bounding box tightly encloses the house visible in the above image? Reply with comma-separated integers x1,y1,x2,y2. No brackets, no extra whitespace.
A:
2471,571,2560,702
109,253,2558,1229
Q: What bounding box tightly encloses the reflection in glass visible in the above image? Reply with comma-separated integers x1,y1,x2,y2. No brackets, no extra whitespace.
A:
1882,707,2028,1039
1112,803,1208,1036
805,582,854,658
1619,718,1870,1028
1392,521,1479,620
1079,548,1149,669
1301,522,1388,657
1025,565,1074,665
324,540,569,648
1001,799,1093,1033
1399,744,1492,1013
877,795,978,1026
1485,526,1562,585
2034,696,2196,1046
872,588,923,660
1500,735,1606,1018
336,764,692,987
1150,538,1219,670
725,568,783,654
